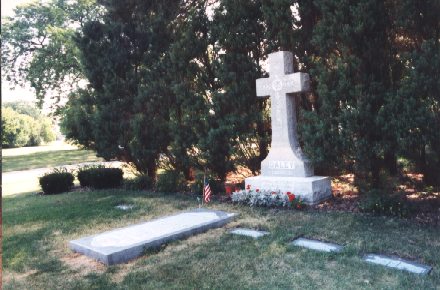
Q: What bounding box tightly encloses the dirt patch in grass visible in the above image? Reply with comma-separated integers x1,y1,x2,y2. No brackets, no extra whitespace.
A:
60,253,106,275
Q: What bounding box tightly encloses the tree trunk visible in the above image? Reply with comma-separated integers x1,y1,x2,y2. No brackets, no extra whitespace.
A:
147,161,157,181
384,148,398,175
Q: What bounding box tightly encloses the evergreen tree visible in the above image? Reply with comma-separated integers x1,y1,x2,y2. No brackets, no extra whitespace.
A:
74,0,180,178
389,0,440,184
167,0,212,180
60,88,96,148
10,0,438,189
208,0,269,179
301,0,394,187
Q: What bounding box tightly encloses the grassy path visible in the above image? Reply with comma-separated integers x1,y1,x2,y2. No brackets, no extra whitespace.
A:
3,191,439,289
2,149,103,172
2,141,77,157
2,142,104,196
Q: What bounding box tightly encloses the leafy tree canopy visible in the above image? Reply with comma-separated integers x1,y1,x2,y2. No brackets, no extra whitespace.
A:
1,0,103,107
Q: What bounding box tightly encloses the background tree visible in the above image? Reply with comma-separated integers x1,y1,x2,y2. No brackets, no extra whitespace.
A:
2,102,56,148
1,0,102,107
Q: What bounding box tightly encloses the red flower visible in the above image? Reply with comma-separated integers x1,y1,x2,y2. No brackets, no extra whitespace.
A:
296,204,301,209
271,191,276,195
256,189,259,192
225,186,232,195
287,192,295,202
246,184,251,190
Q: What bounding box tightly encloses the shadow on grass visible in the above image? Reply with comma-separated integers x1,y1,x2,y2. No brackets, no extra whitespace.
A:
3,226,65,276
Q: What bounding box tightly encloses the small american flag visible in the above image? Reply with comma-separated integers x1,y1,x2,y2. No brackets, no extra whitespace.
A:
203,179,211,203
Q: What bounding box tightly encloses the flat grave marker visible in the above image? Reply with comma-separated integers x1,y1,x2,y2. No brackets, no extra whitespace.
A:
230,228,269,239
363,254,432,275
69,208,237,265
115,204,134,210
290,237,343,253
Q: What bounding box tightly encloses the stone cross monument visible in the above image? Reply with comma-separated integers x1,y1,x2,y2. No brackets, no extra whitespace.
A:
245,51,332,204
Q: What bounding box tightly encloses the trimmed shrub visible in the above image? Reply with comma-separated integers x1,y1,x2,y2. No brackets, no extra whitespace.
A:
77,165,105,187
39,171,74,194
77,167,123,189
125,175,153,191
77,167,94,187
156,171,186,193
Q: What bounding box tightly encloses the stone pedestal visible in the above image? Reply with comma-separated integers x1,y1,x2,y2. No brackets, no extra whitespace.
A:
247,51,332,205
245,176,331,205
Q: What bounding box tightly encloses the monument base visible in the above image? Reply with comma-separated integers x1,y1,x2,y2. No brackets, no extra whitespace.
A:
245,175,332,205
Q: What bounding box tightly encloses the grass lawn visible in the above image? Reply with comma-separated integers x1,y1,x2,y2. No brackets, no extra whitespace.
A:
2,149,103,172
2,190,439,289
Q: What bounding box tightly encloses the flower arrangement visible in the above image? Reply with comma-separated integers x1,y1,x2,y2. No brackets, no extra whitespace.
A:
231,186,305,209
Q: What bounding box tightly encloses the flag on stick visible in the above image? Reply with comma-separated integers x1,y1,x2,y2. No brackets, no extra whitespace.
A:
203,177,211,203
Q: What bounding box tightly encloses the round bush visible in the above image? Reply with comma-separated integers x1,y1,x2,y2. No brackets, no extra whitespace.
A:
77,167,123,189
39,172,74,194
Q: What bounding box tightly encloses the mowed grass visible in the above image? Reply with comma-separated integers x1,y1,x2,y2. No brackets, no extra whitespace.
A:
2,190,439,289
2,149,103,172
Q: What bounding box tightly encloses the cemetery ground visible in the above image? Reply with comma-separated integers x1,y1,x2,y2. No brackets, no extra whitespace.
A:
3,189,440,289
2,143,439,289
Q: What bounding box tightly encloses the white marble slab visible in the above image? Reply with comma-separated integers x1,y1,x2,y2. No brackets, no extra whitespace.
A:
290,237,343,252
363,254,432,275
70,208,237,265
230,228,269,239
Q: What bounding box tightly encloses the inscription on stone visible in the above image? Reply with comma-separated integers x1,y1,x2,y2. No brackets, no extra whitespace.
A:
268,161,296,170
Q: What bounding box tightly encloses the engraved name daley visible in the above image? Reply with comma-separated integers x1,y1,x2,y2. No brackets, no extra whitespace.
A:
268,160,296,170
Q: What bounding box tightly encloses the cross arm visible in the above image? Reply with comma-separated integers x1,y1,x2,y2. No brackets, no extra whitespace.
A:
256,77,271,97
282,72,310,94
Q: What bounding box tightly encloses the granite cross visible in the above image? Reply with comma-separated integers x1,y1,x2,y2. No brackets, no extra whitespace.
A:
256,51,310,149
256,51,312,177
245,51,332,203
